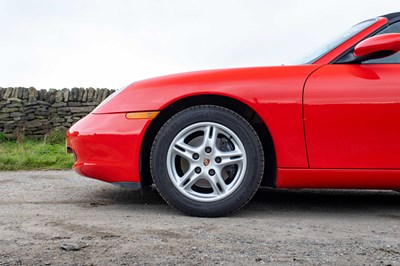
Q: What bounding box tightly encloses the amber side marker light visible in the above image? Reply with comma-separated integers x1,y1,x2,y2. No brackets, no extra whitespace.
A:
126,111,160,120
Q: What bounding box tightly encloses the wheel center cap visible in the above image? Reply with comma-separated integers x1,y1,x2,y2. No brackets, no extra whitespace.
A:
203,158,210,166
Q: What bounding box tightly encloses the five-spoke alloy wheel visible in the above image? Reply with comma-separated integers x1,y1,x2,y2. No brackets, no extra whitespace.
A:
151,105,264,217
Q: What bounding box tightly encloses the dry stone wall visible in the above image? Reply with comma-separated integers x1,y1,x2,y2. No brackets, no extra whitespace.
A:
0,87,115,139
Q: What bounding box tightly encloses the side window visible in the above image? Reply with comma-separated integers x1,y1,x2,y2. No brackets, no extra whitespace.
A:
363,21,400,64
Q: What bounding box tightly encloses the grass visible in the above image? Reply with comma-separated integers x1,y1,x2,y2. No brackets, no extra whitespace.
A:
0,131,74,170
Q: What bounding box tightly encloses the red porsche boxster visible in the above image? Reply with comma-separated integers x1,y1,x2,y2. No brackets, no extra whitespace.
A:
67,12,400,217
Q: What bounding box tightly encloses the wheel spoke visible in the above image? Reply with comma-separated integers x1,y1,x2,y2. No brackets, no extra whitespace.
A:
179,168,201,190
206,176,223,195
214,172,228,193
201,125,218,149
216,149,244,167
173,140,197,160
200,172,226,196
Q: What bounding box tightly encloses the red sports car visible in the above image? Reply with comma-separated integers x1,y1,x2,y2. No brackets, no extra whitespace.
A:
67,12,400,217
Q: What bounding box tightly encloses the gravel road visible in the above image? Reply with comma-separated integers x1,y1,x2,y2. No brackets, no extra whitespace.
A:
0,171,399,265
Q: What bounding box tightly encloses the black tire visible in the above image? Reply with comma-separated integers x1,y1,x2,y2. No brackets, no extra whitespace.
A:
150,105,264,217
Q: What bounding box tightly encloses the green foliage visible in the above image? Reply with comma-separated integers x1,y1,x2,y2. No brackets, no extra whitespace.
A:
0,138,74,170
0,132,6,143
44,129,67,145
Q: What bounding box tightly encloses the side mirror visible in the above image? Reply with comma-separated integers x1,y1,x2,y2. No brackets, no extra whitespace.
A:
354,33,400,61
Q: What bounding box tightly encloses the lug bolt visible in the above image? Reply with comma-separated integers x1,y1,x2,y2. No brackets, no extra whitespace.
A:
195,167,201,174
205,147,212,153
215,157,221,163
192,153,199,160
209,169,215,176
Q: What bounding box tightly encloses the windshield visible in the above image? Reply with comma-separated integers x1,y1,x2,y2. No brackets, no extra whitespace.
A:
293,18,378,64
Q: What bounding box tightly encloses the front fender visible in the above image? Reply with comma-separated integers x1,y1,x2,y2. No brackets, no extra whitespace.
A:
94,65,321,168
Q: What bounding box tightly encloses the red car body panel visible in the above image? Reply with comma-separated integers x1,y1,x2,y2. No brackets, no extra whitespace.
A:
67,13,400,190
304,64,400,169
93,65,322,168
354,33,400,57
68,113,150,184
278,169,400,189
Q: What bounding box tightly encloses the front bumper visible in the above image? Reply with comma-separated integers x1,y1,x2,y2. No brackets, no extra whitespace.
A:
66,113,153,187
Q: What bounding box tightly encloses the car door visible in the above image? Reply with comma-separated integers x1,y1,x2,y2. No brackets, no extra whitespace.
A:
304,21,400,169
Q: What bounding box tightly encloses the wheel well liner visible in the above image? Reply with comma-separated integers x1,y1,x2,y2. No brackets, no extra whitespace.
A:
140,94,276,188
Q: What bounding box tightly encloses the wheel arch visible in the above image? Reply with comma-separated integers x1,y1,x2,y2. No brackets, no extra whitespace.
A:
140,94,276,188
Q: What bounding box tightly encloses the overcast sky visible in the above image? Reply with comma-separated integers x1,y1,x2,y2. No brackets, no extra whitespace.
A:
0,0,398,89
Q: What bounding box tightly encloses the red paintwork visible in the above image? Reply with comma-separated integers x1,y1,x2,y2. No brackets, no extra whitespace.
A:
67,113,151,183
304,64,400,169
94,65,321,169
354,33,400,57
278,169,400,189
67,14,400,190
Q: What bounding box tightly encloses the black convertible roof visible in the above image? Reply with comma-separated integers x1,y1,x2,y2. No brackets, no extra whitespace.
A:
382,12,400,23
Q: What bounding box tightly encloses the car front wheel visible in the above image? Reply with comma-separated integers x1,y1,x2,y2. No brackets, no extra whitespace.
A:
150,105,264,217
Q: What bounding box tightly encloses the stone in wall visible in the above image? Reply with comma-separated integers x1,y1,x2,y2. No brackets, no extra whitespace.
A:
3,88,13,100
78,88,84,101
54,90,63,103
28,87,38,102
0,98,23,137
0,88,5,100
62,88,69,103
